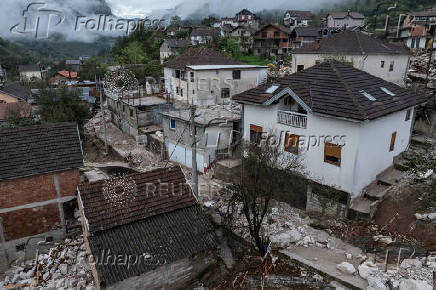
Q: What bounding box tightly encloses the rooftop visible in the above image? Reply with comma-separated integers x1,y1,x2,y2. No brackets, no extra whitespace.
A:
18,64,41,73
285,10,313,20
164,47,242,69
294,31,410,55
162,38,190,49
0,82,30,101
233,61,427,121
294,26,322,37
121,96,167,107
328,11,365,19
0,123,83,180
186,64,267,70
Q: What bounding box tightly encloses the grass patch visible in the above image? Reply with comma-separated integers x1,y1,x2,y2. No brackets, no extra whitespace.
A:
236,54,273,66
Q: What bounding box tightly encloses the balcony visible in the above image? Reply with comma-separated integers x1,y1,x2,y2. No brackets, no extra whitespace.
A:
277,111,307,128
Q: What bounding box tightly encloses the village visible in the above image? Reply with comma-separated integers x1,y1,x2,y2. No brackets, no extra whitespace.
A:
0,1,435,289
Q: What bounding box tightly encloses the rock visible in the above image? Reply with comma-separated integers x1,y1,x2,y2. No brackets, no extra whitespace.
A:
400,259,422,269
346,253,352,260
358,261,378,280
302,236,314,246
289,229,302,243
367,276,387,290
77,280,87,289
399,279,432,290
59,263,68,275
85,285,96,290
270,232,292,248
56,278,65,288
336,262,356,275
414,213,423,220
428,213,436,220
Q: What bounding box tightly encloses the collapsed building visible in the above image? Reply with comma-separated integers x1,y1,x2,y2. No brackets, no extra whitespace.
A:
77,166,217,289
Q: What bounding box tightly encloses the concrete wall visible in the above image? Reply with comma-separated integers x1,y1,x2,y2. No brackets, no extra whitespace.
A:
0,169,80,241
291,53,410,86
242,99,414,197
164,67,266,106
19,71,41,81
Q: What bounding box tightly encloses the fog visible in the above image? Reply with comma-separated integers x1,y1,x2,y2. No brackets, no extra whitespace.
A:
0,0,344,41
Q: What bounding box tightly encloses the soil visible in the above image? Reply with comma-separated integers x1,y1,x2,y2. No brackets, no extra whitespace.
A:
81,134,124,163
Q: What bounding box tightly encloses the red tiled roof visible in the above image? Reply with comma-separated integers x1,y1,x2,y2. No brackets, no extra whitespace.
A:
58,71,78,78
79,166,197,233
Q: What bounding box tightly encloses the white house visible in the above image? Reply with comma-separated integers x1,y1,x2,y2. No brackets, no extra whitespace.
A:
326,11,365,28
161,106,241,171
233,61,427,200
283,10,313,29
159,39,191,64
164,47,267,106
18,65,46,81
291,31,411,86
190,27,216,45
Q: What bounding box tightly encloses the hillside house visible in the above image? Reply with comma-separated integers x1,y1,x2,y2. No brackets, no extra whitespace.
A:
290,26,323,48
164,47,267,106
233,62,426,200
65,59,82,72
161,106,241,171
18,65,47,81
230,26,255,52
159,39,190,64
49,71,79,86
291,31,411,86
77,166,217,289
326,11,365,28
400,5,436,50
0,83,32,124
253,24,292,58
284,10,313,29
190,27,216,45
0,123,83,271
235,9,260,28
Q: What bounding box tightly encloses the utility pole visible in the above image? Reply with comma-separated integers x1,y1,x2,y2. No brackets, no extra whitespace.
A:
190,105,199,199
97,76,109,155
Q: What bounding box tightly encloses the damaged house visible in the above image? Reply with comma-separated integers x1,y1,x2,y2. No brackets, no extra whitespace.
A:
161,106,241,171
0,83,32,125
291,31,411,86
77,166,217,289
400,5,436,50
233,61,427,215
0,123,83,271
283,10,313,29
159,39,191,64
164,47,267,106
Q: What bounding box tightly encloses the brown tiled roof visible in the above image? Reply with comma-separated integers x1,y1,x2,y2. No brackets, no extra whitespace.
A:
163,38,190,49
0,82,30,101
294,31,410,55
0,123,83,180
164,47,242,69
257,24,292,35
233,61,427,121
328,11,365,19
294,26,321,37
79,166,198,233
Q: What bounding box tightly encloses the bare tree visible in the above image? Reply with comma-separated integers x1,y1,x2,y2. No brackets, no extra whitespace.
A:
224,139,305,255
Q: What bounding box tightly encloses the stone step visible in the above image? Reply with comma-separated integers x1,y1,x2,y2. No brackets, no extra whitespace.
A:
393,155,410,172
348,197,375,220
376,166,404,186
410,135,431,149
363,182,390,201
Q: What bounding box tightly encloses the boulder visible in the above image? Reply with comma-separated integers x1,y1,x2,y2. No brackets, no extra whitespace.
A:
400,259,422,269
336,262,356,275
358,263,377,280
289,229,302,243
367,276,387,290
270,232,292,248
59,264,68,275
399,279,432,290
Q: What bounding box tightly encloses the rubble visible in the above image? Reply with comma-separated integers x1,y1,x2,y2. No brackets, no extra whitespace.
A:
336,262,356,275
399,279,433,290
0,236,95,290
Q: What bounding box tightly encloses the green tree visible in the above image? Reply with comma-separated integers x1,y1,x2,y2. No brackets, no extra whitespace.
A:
80,57,108,80
34,86,91,128
216,36,242,59
118,41,148,64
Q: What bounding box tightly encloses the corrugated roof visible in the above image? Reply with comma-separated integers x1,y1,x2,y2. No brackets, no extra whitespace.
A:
0,123,83,180
233,61,427,121
294,31,410,55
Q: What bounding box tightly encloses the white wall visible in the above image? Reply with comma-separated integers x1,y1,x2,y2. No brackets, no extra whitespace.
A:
242,100,414,197
291,53,410,86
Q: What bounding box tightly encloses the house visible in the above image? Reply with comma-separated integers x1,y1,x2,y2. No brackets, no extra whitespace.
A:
0,123,83,271
164,47,268,106
326,11,365,28
106,90,169,137
291,31,411,86
0,65,6,86
291,26,323,48
190,27,216,45
230,26,255,52
65,59,82,71
49,71,79,85
77,166,217,289
220,17,238,28
233,61,426,200
159,39,191,64
0,82,32,124
253,24,292,57
400,5,436,50
18,64,47,81
161,106,241,171
284,10,313,29
235,9,260,28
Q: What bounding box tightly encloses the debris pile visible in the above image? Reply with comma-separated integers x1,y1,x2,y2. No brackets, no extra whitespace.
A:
0,236,95,290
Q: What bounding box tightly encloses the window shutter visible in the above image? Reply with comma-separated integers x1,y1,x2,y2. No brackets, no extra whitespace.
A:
324,142,341,166
389,132,397,152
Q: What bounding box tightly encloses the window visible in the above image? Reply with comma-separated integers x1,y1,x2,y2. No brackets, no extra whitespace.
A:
221,88,230,98
232,70,241,79
250,124,263,145
181,71,186,80
405,109,411,121
389,132,397,152
389,61,394,72
170,119,176,130
274,31,280,38
324,142,342,167
129,108,134,117
190,72,194,82
297,65,305,72
175,70,181,79
284,133,299,154
192,90,195,95
380,61,385,68
181,88,183,96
